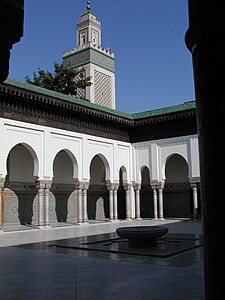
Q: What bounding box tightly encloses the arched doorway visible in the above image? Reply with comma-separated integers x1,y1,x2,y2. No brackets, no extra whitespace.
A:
51,150,77,223
5,143,38,225
118,167,127,219
88,155,109,220
140,166,153,218
164,154,192,217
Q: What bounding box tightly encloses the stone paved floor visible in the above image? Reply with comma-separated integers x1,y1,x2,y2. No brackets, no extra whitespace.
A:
0,219,205,300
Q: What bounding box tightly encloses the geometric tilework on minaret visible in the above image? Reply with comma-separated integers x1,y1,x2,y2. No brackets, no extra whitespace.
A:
63,1,116,109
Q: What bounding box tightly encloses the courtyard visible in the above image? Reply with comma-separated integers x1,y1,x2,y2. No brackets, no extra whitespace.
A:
0,218,204,300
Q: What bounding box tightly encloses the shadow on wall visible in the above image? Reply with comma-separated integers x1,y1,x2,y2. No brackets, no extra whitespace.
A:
4,182,38,225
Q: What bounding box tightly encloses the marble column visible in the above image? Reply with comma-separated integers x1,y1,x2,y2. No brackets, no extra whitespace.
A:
77,188,83,224
0,178,5,231
0,187,2,230
133,184,142,220
113,186,118,221
82,184,89,224
124,184,132,221
191,183,198,220
107,186,114,221
158,184,164,220
44,181,52,227
36,181,45,227
152,185,158,220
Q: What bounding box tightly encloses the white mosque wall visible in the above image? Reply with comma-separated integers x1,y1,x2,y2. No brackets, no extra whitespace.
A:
133,135,200,185
0,117,133,184
0,117,200,223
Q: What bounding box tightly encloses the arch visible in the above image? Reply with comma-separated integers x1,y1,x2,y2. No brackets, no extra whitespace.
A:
51,150,77,223
137,165,150,183
164,153,189,183
5,143,39,225
88,154,109,220
163,153,191,218
162,153,189,181
6,142,39,178
89,153,110,182
118,166,127,219
63,149,79,180
140,166,153,218
52,148,78,181
140,165,151,184
119,165,127,183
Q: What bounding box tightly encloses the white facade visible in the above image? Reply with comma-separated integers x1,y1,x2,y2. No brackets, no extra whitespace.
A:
0,116,200,227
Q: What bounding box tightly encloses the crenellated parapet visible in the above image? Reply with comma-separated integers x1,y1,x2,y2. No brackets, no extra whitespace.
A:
63,42,114,59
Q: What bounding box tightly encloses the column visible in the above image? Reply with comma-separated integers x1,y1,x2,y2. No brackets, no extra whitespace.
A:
152,185,158,220
158,184,164,220
113,186,118,221
108,186,114,221
77,189,83,224
36,181,45,227
44,181,52,227
124,184,132,221
133,184,141,220
191,183,198,220
0,187,2,230
0,178,5,231
82,184,89,224
186,2,224,297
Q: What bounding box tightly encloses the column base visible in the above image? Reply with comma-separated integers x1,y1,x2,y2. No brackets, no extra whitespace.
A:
159,217,165,221
109,219,115,222
125,218,132,221
153,217,158,220
114,219,120,222
135,218,142,221
44,225,52,230
38,225,45,229
82,221,89,225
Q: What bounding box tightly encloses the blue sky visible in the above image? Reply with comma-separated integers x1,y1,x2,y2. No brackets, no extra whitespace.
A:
9,0,194,114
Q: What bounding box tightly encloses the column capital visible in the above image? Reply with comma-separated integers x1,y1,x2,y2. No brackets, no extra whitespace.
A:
151,184,157,190
133,183,141,191
150,181,165,189
191,183,198,188
106,182,119,191
36,179,52,190
123,183,132,191
157,182,165,189
113,184,119,190
74,180,89,190
80,182,89,190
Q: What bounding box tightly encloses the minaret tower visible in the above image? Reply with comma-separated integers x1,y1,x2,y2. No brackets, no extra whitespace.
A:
63,1,116,109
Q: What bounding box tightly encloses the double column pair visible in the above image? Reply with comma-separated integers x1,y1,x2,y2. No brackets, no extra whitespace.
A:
133,183,165,220
107,183,132,221
75,182,89,224
36,180,52,228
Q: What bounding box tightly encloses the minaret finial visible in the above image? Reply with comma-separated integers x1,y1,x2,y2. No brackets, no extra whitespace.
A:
87,1,91,12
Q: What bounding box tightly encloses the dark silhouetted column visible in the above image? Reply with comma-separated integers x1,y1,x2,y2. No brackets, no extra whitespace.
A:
185,1,225,299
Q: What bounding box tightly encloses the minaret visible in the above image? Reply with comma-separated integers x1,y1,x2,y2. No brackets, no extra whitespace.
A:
63,1,116,109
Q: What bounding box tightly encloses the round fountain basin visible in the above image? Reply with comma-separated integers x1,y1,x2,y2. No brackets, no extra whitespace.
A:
116,226,169,247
